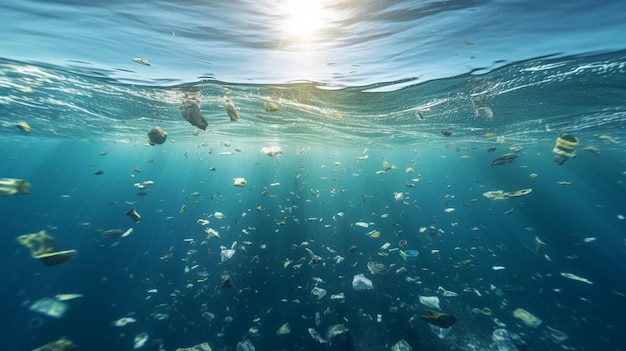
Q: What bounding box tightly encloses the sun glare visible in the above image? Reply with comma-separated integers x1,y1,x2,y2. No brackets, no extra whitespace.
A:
281,1,328,40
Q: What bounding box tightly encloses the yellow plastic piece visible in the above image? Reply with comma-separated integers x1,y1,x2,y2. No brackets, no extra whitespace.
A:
16,230,56,258
0,178,31,196
32,337,77,351
553,135,579,158
16,121,32,132
513,308,542,328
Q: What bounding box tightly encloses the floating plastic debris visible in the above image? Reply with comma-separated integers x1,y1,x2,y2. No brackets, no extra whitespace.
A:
16,121,32,133
553,134,578,165
132,58,151,66
483,188,532,200
264,99,280,112
180,95,207,130
276,322,290,335
112,317,136,327
205,227,220,239
491,153,518,166
421,309,457,329
236,340,255,351
147,126,167,145
419,296,440,310
560,272,593,284
330,292,345,301
367,261,389,275
354,221,369,228
213,212,225,220
175,342,212,351
32,337,76,351
547,325,569,344
399,249,419,260
224,97,240,121
512,308,542,327
16,230,78,267
220,243,236,262
437,286,458,297
390,339,412,351
491,329,517,350
30,297,68,318
54,294,82,301
325,324,349,343
352,274,374,290
311,287,327,300
492,266,506,271
234,178,247,187
430,325,452,339
260,146,282,156
0,178,31,196
308,328,328,344
126,209,141,222
133,332,149,349
394,192,404,203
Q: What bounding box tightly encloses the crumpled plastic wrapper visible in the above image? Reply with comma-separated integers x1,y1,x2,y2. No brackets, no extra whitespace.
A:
180,95,208,130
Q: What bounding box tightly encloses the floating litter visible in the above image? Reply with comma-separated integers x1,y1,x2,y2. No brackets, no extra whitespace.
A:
399,249,419,260
512,308,542,328
311,287,327,300
430,325,452,339
419,295,440,310
133,332,148,349
390,339,412,351
29,297,68,318
352,274,374,290
276,322,291,335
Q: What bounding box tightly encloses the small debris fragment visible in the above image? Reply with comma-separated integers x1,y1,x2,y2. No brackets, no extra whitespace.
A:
132,58,151,66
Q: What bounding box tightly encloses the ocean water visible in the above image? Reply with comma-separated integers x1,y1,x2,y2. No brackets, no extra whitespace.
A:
1,1,626,351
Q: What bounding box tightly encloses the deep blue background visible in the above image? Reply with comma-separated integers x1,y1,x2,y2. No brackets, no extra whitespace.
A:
1,139,625,351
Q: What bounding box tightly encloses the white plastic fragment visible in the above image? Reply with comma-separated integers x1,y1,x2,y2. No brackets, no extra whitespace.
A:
330,293,345,301
308,328,328,344
132,58,151,66
112,317,136,327
418,295,440,310
121,228,133,238
352,274,374,290
561,272,593,284
437,286,458,297
29,297,68,318
260,146,283,156
233,178,247,186
55,294,82,301
390,339,412,351
133,332,149,349
394,192,404,203
430,325,452,339
311,287,327,300
220,242,237,262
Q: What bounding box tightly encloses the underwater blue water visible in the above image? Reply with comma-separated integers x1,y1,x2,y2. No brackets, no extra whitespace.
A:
1,1,626,351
